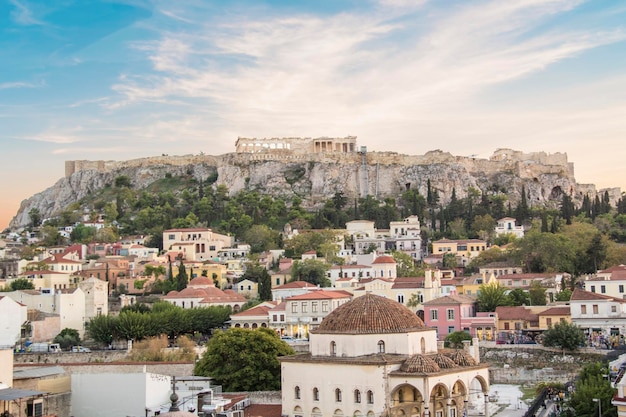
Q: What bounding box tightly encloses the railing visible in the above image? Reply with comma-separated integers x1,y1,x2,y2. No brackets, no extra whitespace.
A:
523,388,548,417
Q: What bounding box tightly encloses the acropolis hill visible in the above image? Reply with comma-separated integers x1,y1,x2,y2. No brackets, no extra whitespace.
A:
11,136,618,229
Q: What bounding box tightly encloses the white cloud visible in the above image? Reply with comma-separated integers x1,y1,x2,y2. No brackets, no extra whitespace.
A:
0,81,39,90
8,0,44,25
38,1,626,186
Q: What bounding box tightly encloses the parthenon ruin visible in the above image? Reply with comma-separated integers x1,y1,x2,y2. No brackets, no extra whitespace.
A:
235,136,357,154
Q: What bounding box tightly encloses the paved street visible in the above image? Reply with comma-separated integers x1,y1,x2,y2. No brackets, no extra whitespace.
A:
467,384,527,417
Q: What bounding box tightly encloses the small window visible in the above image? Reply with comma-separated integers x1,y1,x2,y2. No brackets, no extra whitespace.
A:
313,388,319,401
620,285,624,293
593,304,599,314
447,309,454,320
367,390,374,404
430,310,438,321
331,341,337,356
612,305,617,313
295,386,301,399
335,388,342,402
354,389,362,403
601,285,606,294
591,285,596,293
581,305,587,314
377,340,385,353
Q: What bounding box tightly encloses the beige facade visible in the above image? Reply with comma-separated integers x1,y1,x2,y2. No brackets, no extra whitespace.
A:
163,228,234,262
78,277,109,320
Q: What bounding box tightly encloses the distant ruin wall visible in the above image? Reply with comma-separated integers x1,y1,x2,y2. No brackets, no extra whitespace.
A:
235,136,358,154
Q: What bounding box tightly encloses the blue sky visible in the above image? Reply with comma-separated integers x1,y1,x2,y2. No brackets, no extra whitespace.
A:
2,0,626,228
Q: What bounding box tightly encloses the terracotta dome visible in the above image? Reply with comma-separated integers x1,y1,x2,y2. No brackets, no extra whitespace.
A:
400,354,440,373
314,293,425,334
447,350,478,366
432,353,458,369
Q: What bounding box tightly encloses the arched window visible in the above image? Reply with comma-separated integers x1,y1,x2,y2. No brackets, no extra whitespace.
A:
294,386,301,399
354,389,361,403
398,388,404,403
377,340,385,353
331,341,337,356
313,387,320,401
335,388,342,402
367,390,374,404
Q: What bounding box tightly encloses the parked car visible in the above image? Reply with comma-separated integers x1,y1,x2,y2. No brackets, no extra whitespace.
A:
71,346,91,353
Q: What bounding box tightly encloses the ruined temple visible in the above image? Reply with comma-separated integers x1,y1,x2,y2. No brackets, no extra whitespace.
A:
234,136,358,154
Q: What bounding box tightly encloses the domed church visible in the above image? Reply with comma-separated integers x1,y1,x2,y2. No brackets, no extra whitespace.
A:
280,294,490,417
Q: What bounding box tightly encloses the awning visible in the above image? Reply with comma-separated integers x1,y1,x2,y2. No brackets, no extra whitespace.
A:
0,388,46,401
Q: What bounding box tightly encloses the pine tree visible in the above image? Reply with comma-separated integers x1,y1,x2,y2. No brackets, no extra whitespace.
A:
176,259,188,291
515,186,529,224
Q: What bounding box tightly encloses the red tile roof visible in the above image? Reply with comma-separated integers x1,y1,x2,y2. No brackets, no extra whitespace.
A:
495,306,537,321
231,305,273,317
243,404,282,417
273,281,318,290
539,307,571,316
571,288,626,303
423,294,476,305
372,255,395,264
287,290,352,301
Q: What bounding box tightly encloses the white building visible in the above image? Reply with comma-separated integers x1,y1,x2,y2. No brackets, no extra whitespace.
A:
71,372,172,417
280,294,490,417
283,290,353,339
570,288,626,338
389,215,423,260
0,296,27,347
5,288,87,337
584,266,626,298
271,281,321,302
78,277,108,320
163,276,246,311
495,217,525,238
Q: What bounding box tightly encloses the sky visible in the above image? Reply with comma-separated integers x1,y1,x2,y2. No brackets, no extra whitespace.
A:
2,0,626,230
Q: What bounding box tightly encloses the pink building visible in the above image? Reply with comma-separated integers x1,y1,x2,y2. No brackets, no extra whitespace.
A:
423,294,477,340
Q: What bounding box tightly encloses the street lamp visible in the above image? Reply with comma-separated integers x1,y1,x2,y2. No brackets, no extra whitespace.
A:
593,398,601,417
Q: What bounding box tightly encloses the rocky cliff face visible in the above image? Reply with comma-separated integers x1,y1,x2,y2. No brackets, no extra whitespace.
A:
9,149,616,229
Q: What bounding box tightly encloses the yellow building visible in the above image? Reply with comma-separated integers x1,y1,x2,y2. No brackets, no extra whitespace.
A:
432,239,487,259
537,306,571,329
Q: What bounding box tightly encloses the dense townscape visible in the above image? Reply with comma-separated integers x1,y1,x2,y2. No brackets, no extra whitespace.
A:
1,140,626,417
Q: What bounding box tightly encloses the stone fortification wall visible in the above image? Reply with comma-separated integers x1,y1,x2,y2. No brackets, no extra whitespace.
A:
63,148,574,180
65,154,222,177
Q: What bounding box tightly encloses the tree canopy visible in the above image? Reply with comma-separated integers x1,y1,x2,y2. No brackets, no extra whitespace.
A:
541,321,585,351
194,327,294,391
562,362,616,417
291,259,330,287
476,282,510,312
